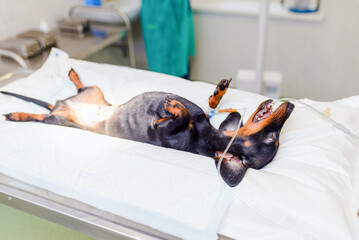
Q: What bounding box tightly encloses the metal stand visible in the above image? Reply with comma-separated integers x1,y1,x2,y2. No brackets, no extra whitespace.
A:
254,0,270,94
0,49,29,69
70,6,137,68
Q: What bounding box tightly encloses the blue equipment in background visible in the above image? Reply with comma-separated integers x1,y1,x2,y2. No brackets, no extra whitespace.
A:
281,0,320,13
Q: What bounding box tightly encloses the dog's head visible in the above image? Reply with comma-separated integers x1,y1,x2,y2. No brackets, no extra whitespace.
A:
216,99,295,187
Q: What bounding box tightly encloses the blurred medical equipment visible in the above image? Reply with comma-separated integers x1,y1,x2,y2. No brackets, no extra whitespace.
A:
58,18,91,34
0,3,138,88
236,69,282,99
17,30,56,50
281,0,320,13
0,38,41,59
70,5,137,68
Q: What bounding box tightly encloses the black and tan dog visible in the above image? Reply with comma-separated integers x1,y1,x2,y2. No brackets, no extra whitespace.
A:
1,69,294,187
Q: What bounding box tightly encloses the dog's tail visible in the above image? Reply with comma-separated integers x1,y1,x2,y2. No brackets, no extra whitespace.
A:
1,91,53,111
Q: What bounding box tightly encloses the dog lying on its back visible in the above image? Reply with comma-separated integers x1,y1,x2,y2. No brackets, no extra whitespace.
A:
2,69,294,187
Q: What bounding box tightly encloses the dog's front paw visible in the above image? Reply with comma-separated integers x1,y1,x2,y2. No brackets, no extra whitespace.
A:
164,98,187,117
209,78,232,109
217,78,232,91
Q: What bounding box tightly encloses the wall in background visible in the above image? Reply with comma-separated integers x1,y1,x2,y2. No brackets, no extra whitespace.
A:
190,0,359,101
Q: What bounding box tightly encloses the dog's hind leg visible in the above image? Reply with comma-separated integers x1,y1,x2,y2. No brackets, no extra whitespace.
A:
4,112,46,122
4,112,82,129
208,78,232,109
153,98,191,134
67,69,111,106
68,68,85,92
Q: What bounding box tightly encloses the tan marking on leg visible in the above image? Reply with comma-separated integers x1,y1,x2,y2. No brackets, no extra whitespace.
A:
165,99,188,117
5,112,44,121
68,68,84,91
208,79,231,109
217,108,238,113
154,116,172,125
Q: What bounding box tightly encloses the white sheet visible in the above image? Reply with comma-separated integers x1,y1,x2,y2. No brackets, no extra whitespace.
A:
0,51,234,240
219,98,359,240
0,49,358,240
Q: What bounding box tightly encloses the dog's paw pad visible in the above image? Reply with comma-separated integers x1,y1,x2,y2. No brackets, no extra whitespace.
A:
165,99,185,110
217,78,231,91
3,113,20,121
164,99,188,117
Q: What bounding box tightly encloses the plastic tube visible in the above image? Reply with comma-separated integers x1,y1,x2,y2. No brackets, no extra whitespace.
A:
216,108,246,185
216,97,359,189
279,98,359,140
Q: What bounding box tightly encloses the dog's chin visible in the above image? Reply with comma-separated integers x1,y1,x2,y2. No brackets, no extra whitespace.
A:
214,152,248,187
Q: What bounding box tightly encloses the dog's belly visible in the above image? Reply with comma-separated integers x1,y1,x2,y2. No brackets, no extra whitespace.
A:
65,100,117,132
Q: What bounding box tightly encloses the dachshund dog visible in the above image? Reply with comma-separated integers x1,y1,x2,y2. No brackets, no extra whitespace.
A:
2,69,294,187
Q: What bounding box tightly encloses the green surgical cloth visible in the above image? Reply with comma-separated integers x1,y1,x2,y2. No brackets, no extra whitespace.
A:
141,0,195,77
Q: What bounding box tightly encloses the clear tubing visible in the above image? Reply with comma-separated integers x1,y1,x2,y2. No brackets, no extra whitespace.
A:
216,108,246,185
279,98,359,141
215,97,359,189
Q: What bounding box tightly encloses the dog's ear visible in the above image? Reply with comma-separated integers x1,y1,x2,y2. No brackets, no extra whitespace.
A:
216,160,248,187
219,112,243,132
